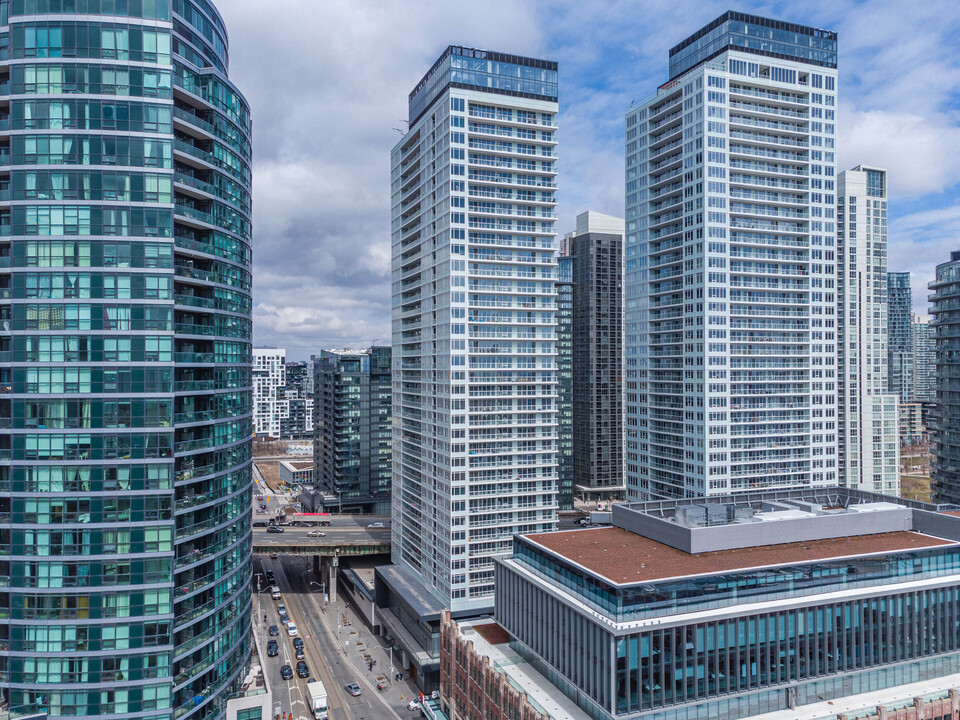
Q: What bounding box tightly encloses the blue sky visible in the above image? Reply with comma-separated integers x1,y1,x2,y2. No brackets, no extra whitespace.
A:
216,0,960,359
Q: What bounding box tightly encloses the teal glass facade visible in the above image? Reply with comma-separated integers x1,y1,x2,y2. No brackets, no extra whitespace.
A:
931,253,960,506
0,1,253,719
314,347,392,515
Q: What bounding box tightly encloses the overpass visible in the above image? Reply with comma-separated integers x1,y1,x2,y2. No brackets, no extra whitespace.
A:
252,525,391,602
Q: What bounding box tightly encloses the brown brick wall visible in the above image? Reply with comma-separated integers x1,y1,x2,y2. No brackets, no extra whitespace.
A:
439,611,550,720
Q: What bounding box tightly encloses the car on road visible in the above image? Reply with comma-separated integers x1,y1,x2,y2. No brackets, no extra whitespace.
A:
407,700,420,711
253,520,267,526
307,530,326,537
279,611,290,623
344,683,361,697
265,570,275,582
295,647,305,660
268,625,279,637
266,640,278,656
280,664,293,681
293,637,304,650
276,604,286,615
269,552,278,559
296,661,310,678
267,526,284,534
286,621,298,636
367,522,386,528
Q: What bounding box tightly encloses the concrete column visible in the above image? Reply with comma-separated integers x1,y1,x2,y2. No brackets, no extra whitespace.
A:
327,555,338,602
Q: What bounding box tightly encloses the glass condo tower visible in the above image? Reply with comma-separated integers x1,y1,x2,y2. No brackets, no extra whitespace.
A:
0,1,254,719
391,46,559,612
625,12,839,499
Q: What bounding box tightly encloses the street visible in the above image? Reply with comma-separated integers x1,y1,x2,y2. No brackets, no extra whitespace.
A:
254,554,421,720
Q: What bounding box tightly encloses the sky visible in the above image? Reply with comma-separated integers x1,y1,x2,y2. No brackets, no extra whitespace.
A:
214,0,960,360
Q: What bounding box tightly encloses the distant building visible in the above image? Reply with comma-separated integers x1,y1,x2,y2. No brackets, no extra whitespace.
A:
564,211,625,500
497,487,960,720
837,166,899,495
314,347,392,514
931,252,960,505
254,347,287,437
556,254,574,510
913,313,935,402
888,271,914,402
278,460,313,486
900,401,926,445
280,360,314,439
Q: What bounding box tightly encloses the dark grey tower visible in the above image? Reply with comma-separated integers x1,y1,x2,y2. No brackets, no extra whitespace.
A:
564,211,624,498
313,347,392,514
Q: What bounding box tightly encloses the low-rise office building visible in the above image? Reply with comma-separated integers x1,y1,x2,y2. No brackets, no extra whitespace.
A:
496,488,960,720
278,460,313,486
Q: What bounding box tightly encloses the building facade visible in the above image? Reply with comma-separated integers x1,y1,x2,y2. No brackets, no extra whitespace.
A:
0,2,254,719
252,348,285,438
279,361,313,439
564,211,624,498
931,252,960,505
390,46,559,612
625,12,839,499
556,253,574,510
888,271,914,402
496,488,960,720
313,347,392,514
913,313,936,402
836,166,899,494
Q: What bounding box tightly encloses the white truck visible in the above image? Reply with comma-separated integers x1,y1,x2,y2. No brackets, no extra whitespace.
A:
306,680,328,720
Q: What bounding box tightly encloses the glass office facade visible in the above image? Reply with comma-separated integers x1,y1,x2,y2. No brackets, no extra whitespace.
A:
0,1,253,719
498,535,960,720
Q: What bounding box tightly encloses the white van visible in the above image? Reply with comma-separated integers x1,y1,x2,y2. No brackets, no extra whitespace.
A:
271,586,281,600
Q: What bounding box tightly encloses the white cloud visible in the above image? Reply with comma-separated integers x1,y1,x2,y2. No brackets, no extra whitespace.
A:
839,110,960,199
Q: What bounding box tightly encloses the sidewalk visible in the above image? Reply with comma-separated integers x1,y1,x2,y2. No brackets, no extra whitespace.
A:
299,568,425,715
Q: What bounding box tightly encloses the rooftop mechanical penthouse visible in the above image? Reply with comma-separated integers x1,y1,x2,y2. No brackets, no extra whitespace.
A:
495,488,960,720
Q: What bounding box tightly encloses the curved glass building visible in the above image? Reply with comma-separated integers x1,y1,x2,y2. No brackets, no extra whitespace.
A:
0,1,253,719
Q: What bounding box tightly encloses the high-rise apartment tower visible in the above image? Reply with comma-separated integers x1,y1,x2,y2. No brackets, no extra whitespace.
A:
0,2,254,719
887,271,914,401
563,211,624,498
625,12,839,499
836,166,899,494
930,252,960,505
556,253,574,510
314,347,392,514
912,313,935,402
390,45,559,612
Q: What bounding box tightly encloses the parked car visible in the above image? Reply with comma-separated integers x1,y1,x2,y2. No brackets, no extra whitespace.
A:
296,661,310,678
267,526,284,534
344,683,361,697
407,700,420,711
268,625,279,637
280,664,293,680
266,640,279,656
307,530,326,537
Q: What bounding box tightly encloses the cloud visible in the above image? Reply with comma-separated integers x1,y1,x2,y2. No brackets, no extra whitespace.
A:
889,203,960,312
839,110,960,199
210,0,960,355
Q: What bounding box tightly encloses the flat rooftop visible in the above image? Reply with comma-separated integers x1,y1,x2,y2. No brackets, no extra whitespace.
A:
526,527,954,585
